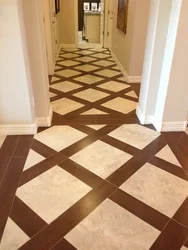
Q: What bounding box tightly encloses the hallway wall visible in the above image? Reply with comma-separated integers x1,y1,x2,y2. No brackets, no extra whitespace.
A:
111,0,150,81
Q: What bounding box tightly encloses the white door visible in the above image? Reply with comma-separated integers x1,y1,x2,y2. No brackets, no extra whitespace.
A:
100,0,105,47
50,0,58,60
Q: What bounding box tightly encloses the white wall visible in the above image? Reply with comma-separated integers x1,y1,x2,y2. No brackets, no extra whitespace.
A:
0,0,36,130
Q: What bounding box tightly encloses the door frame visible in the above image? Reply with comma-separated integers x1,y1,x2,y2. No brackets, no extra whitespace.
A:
74,0,79,47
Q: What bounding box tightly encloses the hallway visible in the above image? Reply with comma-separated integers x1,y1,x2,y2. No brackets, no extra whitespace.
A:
0,48,188,250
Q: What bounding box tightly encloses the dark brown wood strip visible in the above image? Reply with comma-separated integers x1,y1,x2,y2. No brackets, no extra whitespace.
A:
31,139,57,158
150,220,188,250
107,136,166,186
10,196,47,238
19,181,116,250
51,238,77,250
110,189,169,231
13,135,33,157
173,197,188,228
59,159,103,188
0,157,26,240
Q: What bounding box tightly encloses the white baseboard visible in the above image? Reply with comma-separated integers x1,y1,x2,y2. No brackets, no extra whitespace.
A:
0,124,37,135
36,107,53,128
136,106,154,124
153,120,187,132
61,44,77,49
110,50,142,83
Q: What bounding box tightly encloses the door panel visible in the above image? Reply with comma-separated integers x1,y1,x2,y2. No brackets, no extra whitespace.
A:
50,0,58,60
100,0,105,47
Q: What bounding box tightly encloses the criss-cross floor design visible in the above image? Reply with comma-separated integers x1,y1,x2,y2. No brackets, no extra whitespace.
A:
1,48,188,250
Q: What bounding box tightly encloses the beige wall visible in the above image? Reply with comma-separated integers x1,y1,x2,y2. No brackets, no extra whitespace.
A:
111,0,150,77
58,0,76,45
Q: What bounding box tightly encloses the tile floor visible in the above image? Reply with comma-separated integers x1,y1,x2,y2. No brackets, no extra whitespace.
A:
0,48,188,250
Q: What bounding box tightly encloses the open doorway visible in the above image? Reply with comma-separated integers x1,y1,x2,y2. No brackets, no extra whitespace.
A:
77,0,105,48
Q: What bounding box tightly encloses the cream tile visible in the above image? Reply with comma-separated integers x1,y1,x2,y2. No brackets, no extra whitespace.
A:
74,74,103,84
125,90,138,98
62,48,79,52
90,48,108,52
24,149,45,171
181,247,188,250
0,218,29,250
0,135,6,148
74,89,109,102
107,57,115,62
95,69,120,78
156,145,181,167
74,65,100,72
112,66,119,70
52,98,84,115
92,60,115,67
98,81,129,92
17,166,91,223
51,76,60,82
75,56,96,63
71,140,132,178
56,69,81,78
55,65,62,70
109,124,160,149
92,53,110,59
49,92,57,98
118,76,127,82
87,125,106,130
51,81,82,93
34,126,86,151
65,199,160,250
102,97,137,114
61,53,79,59
120,163,188,217
58,60,81,67
75,50,94,55
81,108,108,115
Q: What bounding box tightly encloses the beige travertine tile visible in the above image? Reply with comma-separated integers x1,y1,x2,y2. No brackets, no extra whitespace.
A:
87,125,106,130
156,145,182,167
125,90,138,98
70,140,132,178
81,108,108,115
0,135,6,148
51,81,82,93
92,53,110,59
75,50,94,55
65,199,160,250
109,124,160,149
120,163,188,217
74,74,103,84
0,218,29,250
74,89,109,102
49,92,57,98
61,53,79,59
56,69,81,78
92,60,115,67
34,126,86,151
74,65,100,72
181,247,188,250
51,76,60,82
75,56,96,63
102,97,137,114
118,76,127,82
52,98,84,115
17,166,91,223
98,81,129,92
24,149,45,171
58,60,81,67
95,69,120,78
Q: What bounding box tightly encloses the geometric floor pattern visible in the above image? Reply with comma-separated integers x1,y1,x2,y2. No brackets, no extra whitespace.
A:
0,48,188,250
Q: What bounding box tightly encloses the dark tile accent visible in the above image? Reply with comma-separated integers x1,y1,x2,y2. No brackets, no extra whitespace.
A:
59,159,103,188
51,238,77,250
19,152,67,187
107,136,166,186
150,220,188,250
10,196,47,238
173,197,188,228
19,181,116,250
110,189,169,231
13,135,33,157
31,139,57,158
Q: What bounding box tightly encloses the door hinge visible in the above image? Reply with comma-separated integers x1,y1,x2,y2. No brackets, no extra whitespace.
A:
56,40,58,44
107,32,110,36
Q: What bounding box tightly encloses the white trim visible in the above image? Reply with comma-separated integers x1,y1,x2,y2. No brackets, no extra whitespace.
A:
110,50,142,83
36,107,53,127
74,0,78,47
136,106,154,124
153,120,187,132
60,44,77,49
0,124,37,136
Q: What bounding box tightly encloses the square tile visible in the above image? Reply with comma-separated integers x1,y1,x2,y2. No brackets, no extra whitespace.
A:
181,247,188,250
120,163,188,217
56,69,81,78
112,66,119,70
95,69,120,78
49,92,57,98
0,218,29,250
107,57,115,62
102,97,137,114
73,89,109,103
87,125,106,130
24,149,45,171
51,81,82,93
61,53,79,59
81,108,108,115
75,56,96,63
89,48,107,52
92,53,110,59
51,76,60,82
70,140,132,178
65,199,160,250
0,135,6,148
125,90,138,98
74,65,100,72
74,74,103,85
57,60,81,67
98,81,129,92
52,98,84,115
17,166,91,223
55,65,62,70
92,60,115,67
75,50,94,55
156,145,181,167
118,76,127,82
109,124,160,149
34,126,86,151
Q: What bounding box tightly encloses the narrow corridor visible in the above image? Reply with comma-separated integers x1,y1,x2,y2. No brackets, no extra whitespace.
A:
0,48,188,250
